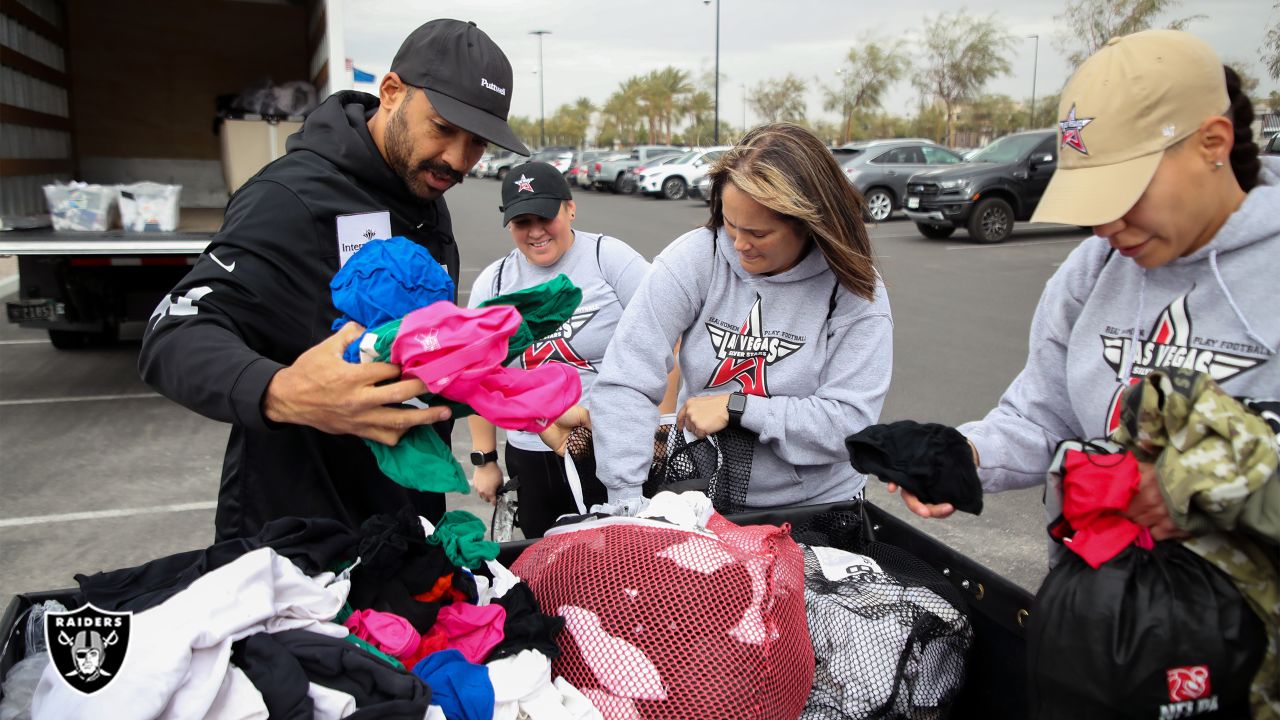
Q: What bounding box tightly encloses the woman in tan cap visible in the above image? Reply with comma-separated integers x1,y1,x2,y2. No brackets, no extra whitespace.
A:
883,31,1278,716
890,30,1277,533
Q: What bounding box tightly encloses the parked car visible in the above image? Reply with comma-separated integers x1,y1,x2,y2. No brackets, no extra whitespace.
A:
839,140,965,222
637,147,729,200
595,145,685,192
618,153,684,194
585,151,629,189
484,151,519,180
568,149,611,189
533,146,575,174
903,129,1058,244
1263,133,1280,155
692,173,713,203
470,152,494,178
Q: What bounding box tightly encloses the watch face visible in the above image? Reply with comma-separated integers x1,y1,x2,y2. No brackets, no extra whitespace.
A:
470,451,486,466
728,393,747,414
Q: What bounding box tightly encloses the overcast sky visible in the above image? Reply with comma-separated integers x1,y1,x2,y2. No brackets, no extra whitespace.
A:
343,0,1277,132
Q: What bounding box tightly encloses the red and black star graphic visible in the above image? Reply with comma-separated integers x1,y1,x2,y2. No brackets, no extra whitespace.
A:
1059,103,1095,156
522,308,599,372
1100,290,1263,432
704,294,804,397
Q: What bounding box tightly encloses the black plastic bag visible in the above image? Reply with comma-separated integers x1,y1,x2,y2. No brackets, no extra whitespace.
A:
1028,541,1264,719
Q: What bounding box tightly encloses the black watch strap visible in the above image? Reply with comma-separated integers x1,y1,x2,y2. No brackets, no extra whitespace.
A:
727,392,747,427
470,449,499,467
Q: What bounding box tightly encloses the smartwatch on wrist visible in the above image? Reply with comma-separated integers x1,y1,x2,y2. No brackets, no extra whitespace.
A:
726,392,748,428
470,449,498,467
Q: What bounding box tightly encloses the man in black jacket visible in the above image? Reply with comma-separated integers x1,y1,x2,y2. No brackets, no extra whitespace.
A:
139,20,530,541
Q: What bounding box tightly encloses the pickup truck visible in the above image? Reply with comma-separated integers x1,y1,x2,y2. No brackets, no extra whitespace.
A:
903,129,1058,244
0,499,1034,720
0,0,351,347
593,145,685,193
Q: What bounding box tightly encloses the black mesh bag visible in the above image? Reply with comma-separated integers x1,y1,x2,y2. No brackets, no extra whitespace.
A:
560,423,755,516
644,422,755,515
793,507,973,719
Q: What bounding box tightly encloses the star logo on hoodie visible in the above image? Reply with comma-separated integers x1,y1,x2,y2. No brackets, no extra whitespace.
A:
523,308,600,372
513,174,535,193
1059,103,1095,156
1099,290,1263,433
704,294,804,397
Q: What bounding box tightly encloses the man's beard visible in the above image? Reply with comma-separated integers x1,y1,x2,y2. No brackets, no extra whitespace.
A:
385,107,465,200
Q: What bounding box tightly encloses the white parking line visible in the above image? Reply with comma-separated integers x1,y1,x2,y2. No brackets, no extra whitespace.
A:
945,238,1084,250
0,392,161,407
0,339,49,345
0,501,217,529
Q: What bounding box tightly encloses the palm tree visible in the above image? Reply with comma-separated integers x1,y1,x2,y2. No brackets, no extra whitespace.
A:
651,67,693,144
683,90,714,145
601,76,645,145
638,72,669,144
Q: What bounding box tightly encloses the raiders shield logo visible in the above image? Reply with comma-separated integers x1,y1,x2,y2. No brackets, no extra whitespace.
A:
44,604,132,695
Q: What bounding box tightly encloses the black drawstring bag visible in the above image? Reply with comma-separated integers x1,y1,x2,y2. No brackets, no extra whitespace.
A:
1028,541,1264,719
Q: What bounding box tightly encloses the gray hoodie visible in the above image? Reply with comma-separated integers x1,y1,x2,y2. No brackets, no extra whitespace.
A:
963,157,1280,492
592,226,893,507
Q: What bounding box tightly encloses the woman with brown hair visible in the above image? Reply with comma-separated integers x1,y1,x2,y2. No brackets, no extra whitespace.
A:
590,122,893,510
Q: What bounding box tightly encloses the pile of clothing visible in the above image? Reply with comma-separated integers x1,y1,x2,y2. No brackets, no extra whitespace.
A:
4,509,601,720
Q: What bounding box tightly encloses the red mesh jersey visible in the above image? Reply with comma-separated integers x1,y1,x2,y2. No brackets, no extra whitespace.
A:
511,513,814,720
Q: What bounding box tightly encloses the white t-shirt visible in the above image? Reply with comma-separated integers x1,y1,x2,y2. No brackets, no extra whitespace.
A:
469,230,650,451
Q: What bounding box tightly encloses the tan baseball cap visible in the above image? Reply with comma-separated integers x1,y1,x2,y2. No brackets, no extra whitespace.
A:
1031,30,1228,227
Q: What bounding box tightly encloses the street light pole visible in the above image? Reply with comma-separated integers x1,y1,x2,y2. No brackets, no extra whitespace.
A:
703,0,720,144
741,83,747,132
1027,34,1039,129
530,30,551,147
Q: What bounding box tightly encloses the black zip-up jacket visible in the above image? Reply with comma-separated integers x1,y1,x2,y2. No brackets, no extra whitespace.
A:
139,92,457,541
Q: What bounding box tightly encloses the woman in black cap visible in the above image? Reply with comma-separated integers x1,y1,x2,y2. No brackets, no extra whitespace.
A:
466,160,674,538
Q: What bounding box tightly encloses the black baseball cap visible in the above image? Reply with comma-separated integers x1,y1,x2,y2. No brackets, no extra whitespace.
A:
500,161,572,225
391,19,530,156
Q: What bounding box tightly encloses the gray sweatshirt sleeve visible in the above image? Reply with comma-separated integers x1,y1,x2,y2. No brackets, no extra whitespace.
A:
959,242,1108,492
592,257,702,500
738,301,893,465
600,237,650,307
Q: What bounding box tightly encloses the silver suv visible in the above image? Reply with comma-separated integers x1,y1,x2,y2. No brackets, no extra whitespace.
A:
839,140,965,222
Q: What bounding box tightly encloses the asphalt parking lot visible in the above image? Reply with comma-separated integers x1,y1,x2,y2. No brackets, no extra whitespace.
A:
0,177,1089,607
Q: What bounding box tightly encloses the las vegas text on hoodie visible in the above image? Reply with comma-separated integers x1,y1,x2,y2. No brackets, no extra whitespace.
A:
962,157,1280,492
591,226,893,508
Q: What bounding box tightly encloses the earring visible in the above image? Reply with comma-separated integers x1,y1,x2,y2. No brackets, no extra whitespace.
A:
1213,161,1225,170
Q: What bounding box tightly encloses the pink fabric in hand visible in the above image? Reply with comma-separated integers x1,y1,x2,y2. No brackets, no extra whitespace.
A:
392,303,582,432
434,602,507,664
1060,450,1145,569
342,608,421,662
455,363,581,432
391,302,522,395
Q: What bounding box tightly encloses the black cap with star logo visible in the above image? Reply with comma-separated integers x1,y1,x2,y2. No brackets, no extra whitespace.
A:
500,161,572,226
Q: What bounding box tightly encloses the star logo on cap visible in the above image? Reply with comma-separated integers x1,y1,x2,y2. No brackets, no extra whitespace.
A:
1059,103,1095,156
513,174,535,193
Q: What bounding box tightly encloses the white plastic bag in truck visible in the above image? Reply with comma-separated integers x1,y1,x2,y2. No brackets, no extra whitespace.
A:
118,182,182,232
